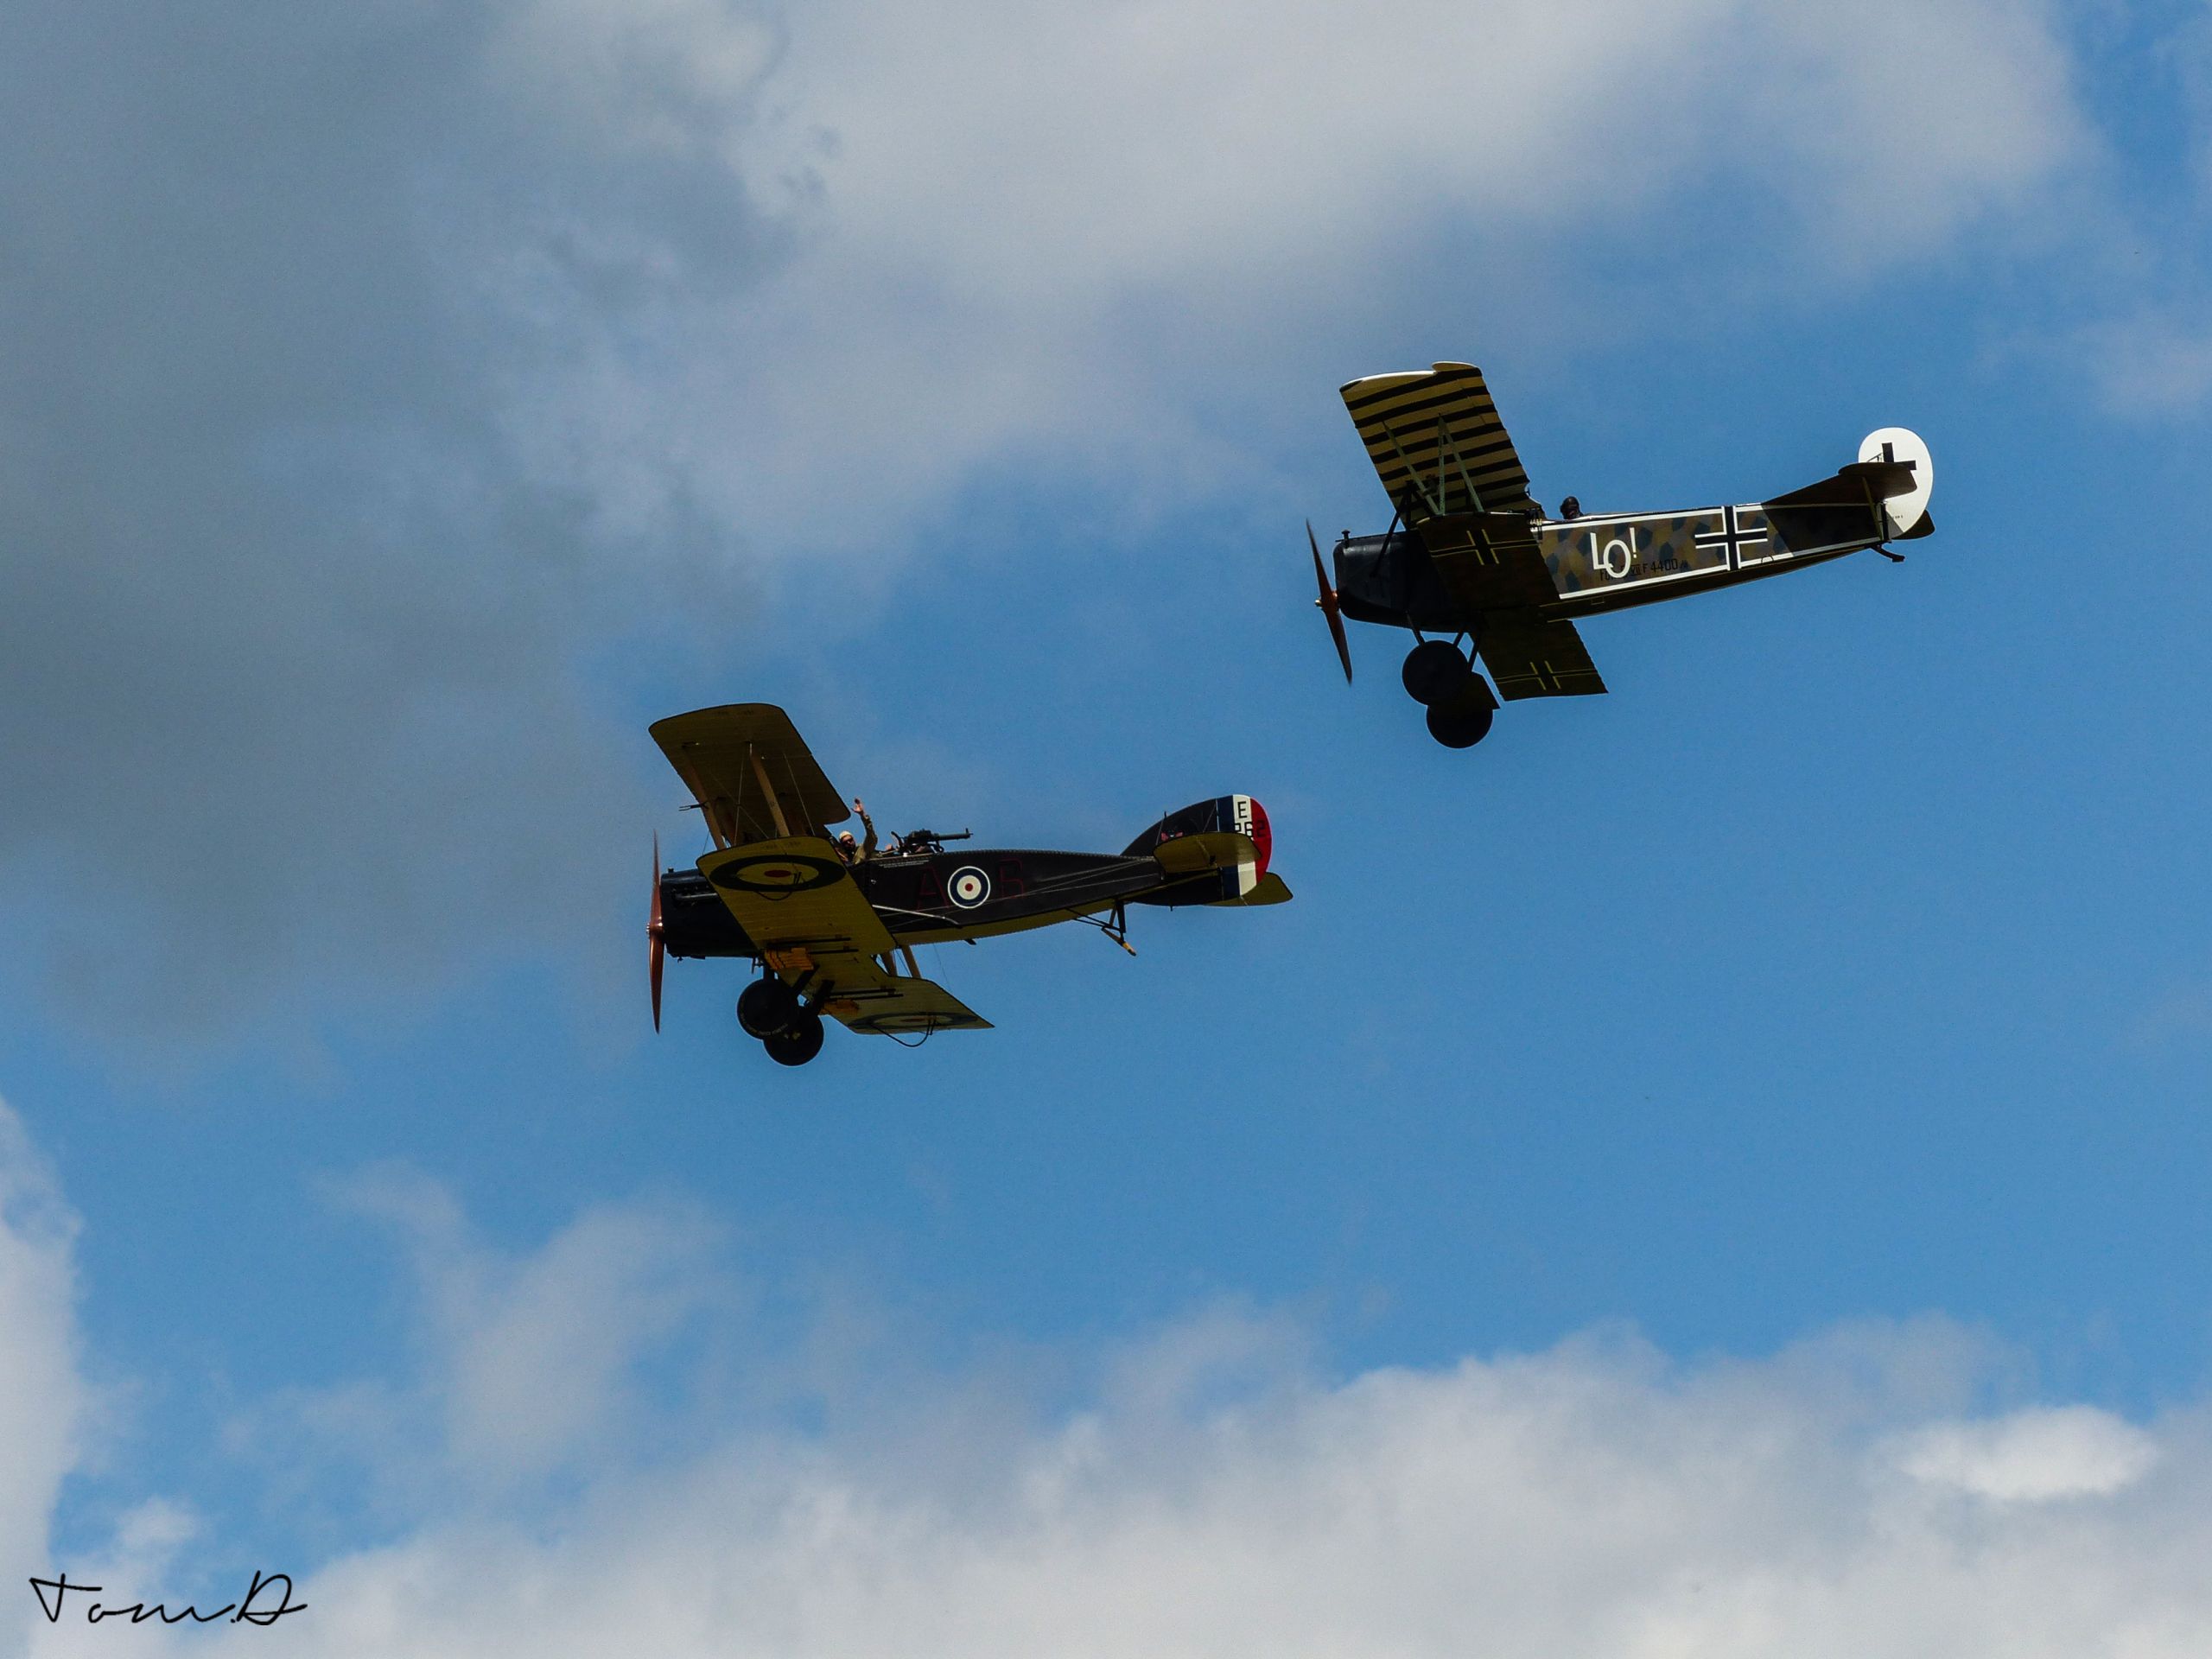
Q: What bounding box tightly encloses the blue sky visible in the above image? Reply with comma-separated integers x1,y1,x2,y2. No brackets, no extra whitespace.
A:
3,0,2212,1650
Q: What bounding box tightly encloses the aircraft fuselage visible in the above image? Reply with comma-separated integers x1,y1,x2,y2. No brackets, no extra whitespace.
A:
1334,498,1890,632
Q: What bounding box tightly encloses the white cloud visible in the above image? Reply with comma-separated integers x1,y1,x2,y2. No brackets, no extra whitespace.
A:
226,1168,734,1505
10,1134,2212,1656
0,1102,82,1634
169,1322,2212,1659
1895,1404,2161,1501
539,0,2087,551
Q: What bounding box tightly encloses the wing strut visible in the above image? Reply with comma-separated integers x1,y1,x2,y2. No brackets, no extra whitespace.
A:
1438,417,1484,512
1376,417,1442,517
747,745,791,838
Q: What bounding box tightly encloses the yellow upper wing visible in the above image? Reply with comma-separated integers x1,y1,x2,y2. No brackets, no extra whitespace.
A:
651,704,851,848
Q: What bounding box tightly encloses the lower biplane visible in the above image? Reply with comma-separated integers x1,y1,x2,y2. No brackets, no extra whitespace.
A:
1309,361,1936,747
646,704,1290,1065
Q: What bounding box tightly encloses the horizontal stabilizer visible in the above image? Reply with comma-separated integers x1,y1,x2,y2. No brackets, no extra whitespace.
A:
1153,831,1260,875
1764,458,1918,512
1209,873,1292,907
1763,427,1933,540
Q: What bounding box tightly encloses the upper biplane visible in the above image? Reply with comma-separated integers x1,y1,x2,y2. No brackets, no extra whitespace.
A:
1309,361,1936,747
646,703,1290,1065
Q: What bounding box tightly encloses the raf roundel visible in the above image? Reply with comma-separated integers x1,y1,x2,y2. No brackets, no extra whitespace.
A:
948,866,992,909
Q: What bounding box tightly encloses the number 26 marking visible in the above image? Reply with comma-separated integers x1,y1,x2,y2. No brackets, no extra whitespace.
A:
1586,526,1637,581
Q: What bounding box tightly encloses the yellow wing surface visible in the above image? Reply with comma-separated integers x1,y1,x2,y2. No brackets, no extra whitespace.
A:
650,704,851,849
696,838,989,1034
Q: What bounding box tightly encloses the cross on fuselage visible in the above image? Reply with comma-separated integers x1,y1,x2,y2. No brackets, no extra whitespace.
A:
1692,505,1769,569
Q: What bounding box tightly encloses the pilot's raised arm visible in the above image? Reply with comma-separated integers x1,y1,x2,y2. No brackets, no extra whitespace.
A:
836,797,879,864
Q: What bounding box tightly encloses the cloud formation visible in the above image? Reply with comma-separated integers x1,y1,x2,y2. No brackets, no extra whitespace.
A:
10,1132,2212,1659
0,1104,79,1617
0,0,2087,1041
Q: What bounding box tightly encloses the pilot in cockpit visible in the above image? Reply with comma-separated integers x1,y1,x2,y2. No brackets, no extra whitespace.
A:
836,797,879,865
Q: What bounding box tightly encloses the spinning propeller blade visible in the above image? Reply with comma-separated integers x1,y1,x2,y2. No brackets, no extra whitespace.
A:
1309,519,1352,683
648,831,666,1033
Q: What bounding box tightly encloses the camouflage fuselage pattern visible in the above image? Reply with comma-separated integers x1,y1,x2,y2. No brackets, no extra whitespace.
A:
1334,499,1885,631
1540,499,1880,617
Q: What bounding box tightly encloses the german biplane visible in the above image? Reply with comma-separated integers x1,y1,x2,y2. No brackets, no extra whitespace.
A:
1309,361,1936,747
645,704,1290,1065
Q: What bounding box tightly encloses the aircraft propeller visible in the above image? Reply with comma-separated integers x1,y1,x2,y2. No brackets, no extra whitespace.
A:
1309,520,1352,683
648,831,666,1033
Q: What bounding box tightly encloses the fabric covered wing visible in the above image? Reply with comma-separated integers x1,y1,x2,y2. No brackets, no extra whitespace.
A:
696,837,988,1035
696,836,894,961
1478,611,1607,701
1417,511,1560,612
651,704,850,847
818,969,991,1035
1340,362,1541,519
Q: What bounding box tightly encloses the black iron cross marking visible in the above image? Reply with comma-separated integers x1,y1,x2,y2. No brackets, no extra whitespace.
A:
1693,505,1770,569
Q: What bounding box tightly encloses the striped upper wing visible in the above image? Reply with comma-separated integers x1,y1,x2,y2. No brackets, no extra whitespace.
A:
1340,362,1541,519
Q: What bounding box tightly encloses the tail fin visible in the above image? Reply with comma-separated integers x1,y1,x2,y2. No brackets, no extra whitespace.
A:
1125,795,1278,906
1859,427,1933,537
1764,427,1935,539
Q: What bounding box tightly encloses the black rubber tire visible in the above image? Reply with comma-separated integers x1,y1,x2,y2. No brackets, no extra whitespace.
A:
1402,639,1474,706
1426,684,1497,749
737,976,799,1038
764,1010,825,1066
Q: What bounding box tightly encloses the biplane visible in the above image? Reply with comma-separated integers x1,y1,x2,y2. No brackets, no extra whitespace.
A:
1309,361,1936,747
645,704,1291,1065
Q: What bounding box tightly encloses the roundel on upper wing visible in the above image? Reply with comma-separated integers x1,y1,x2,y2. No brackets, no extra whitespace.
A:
948,866,991,908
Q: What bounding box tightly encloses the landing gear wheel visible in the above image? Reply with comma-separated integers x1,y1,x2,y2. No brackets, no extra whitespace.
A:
1402,639,1474,706
1426,681,1497,749
738,976,800,1038
763,1009,825,1066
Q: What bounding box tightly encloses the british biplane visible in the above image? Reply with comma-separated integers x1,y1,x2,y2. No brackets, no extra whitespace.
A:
645,704,1290,1065
1309,361,1936,747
